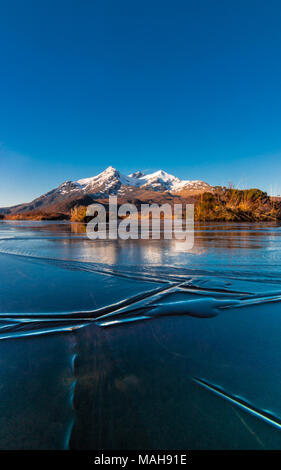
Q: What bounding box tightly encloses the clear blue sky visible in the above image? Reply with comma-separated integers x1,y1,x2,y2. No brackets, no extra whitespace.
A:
1,0,281,206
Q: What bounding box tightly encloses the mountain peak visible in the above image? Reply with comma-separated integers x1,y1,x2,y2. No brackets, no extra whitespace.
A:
97,166,121,179
129,171,144,179
103,165,119,174
77,166,120,185
146,169,180,182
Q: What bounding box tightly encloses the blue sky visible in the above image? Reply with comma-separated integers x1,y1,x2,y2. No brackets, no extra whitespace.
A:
1,0,281,205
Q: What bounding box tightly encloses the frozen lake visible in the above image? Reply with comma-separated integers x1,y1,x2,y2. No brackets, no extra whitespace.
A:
1,220,281,449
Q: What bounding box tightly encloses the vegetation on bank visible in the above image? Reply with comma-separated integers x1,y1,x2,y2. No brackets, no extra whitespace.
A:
70,205,87,222
2,206,88,222
194,188,281,221
2,188,281,222
2,212,68,221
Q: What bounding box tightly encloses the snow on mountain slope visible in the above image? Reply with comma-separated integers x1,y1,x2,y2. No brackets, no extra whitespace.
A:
74,166,212,194
131,169,210,191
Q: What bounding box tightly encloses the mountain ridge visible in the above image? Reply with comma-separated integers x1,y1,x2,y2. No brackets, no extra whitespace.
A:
69,166,212,193
0,166,212,216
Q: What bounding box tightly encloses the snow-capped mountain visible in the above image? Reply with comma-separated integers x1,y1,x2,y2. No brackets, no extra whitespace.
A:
60,166,211,195
0,166,212,215
126,169,211,192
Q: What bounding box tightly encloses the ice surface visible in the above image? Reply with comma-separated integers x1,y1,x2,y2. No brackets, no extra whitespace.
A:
1,220,281,449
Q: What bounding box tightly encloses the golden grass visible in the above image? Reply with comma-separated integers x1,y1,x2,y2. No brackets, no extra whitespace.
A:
70,205,87,222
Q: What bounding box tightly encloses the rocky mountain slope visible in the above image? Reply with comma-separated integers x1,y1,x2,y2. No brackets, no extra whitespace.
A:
0,167,212,216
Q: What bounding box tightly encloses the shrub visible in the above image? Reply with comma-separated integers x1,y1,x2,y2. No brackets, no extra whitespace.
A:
70,205,87,222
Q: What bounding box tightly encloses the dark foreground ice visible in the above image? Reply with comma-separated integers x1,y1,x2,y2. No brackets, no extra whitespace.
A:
1,220,281,449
